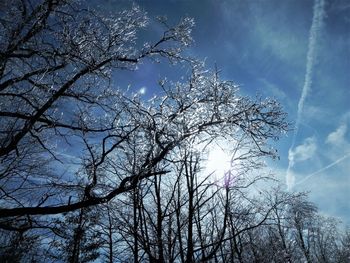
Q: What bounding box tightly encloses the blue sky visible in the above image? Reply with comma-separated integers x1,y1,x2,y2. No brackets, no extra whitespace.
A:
102,0,350,224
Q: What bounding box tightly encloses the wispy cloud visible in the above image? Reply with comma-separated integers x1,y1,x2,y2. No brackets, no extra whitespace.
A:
288,136,317,167
295,152,350,186
286,0,326,189
326,123,347,146
295,0,326,130
291,123,350,187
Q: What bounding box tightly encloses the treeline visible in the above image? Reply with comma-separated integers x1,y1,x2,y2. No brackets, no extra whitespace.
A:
1,174,349,262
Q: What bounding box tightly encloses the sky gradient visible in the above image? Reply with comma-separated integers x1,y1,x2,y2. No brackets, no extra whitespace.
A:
101,0,350,224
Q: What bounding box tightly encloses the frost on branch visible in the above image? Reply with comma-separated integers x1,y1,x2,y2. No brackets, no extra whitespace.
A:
0,1,287,236
0,0,196,223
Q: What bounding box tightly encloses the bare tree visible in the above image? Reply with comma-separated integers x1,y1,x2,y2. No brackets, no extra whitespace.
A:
105,86,289,262
1,1,318,262
0,0,195,224
0,0,287,227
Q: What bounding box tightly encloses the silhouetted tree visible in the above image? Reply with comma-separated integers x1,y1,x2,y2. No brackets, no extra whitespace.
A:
3,1,346,263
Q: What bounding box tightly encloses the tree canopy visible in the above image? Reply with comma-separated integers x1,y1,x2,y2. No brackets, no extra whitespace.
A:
0,1,348,262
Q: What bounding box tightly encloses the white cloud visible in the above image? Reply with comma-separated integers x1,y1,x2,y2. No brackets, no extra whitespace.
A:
286,169,296,190
296,0,325,128
326,123,347,146
139,87,147,95
288,136,317,167
296,152,350,187
286,0,325,190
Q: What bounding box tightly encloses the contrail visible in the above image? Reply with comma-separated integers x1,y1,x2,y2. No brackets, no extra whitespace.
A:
286,0,326,190
295,153,350,186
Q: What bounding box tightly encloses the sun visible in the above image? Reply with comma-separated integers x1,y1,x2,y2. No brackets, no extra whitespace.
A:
205,146,232,179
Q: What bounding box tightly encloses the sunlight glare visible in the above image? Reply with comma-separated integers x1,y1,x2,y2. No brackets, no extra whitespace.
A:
205,147,231,179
